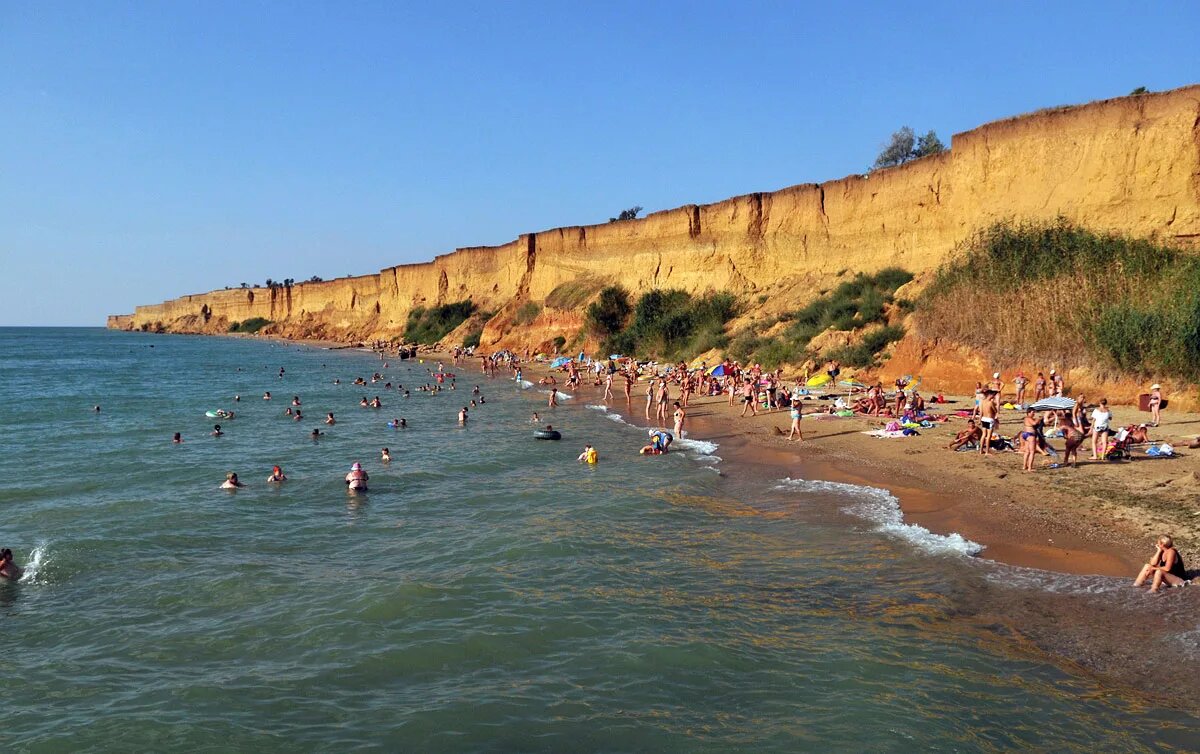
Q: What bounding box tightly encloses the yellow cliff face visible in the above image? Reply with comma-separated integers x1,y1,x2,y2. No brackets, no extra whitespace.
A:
112,85,1200,348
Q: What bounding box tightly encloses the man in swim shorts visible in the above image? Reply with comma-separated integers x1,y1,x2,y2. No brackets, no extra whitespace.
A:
978,391,998,455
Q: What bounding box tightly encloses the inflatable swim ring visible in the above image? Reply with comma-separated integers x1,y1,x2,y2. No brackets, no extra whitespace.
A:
534,429,562,441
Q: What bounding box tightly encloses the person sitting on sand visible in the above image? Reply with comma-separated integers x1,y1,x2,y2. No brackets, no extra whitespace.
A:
221,472,244,489
212,424,224,437
948,420,981,451
1128,424,1151,444
909,391,925,413
1133,535,1190,593
266,465,287,483
0,548,23,581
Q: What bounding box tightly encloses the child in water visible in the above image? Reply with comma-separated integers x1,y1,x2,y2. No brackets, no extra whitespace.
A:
577,445,599,464
266,466,287,483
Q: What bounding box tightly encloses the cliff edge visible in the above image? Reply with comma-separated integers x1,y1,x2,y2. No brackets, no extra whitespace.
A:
111,85,1200,354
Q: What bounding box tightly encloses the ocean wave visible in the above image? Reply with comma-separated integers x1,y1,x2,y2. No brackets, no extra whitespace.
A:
517,380,534,389
775,478,984,557
605,413,626,424
585,405,608,412
538,389,572,399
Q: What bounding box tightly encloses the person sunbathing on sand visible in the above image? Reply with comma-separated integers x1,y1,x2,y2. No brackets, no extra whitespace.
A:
948,420,981,451
1134,536,1190,592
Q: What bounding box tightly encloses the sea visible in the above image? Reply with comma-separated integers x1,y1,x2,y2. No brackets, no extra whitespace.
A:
1,327,1197,751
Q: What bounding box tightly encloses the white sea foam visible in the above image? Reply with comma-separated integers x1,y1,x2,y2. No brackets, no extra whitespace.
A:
19,542,48,584
538,389,572,399
517,380,534,389
605,413,626,424
585,404,608,412
775,478,984,557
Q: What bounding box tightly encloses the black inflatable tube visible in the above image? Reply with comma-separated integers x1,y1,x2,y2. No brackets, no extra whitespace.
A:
534,430,562,440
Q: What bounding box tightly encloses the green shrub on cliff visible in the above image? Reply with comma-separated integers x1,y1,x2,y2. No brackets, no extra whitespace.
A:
404,300,477,344
916,219,1200,380
593,288,737,360
228,317,271,333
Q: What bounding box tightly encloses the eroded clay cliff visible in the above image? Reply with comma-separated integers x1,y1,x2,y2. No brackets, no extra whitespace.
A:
112,86,1200,354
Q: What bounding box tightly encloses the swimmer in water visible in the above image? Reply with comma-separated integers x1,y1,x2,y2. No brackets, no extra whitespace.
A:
459,407,468,425
399,418,407,428
263,391,272,400
326,412,336,425
234,395,240,402
93,405,101,412
381,447,392,463
212,424,224,437
266,465,287,483
285,407,293,416
221,472,245,489
294,411,303,422
370,397,382,408
172,432,183,443
345,462,369,492
577,444,599,464
404,390,410,399
292,396,301,406
0,548,23,581
311,428,323,440
530,412,540,423
360,397,369,407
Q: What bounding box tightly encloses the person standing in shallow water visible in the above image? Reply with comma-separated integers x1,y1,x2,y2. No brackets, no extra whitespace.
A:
672,401,686,439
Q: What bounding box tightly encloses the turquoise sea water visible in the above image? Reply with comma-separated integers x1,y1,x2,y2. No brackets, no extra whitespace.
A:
1,328,1197,751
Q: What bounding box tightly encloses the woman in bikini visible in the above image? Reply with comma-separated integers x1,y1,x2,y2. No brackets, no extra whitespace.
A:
1134,535,1189,593
1059,409,1085,467
1020,409,1039,472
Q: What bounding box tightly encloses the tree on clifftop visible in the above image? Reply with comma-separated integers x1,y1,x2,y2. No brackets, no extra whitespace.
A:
609,206,643,222
872,127,946,170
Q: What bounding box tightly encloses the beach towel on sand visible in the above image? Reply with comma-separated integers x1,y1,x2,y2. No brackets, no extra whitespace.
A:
863,429,909,438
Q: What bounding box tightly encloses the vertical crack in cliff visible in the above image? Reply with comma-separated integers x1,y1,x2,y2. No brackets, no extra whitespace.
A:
652,253,662,285
748,193,764,239
437,269,449,304
688,205,701,238
516,233,537,301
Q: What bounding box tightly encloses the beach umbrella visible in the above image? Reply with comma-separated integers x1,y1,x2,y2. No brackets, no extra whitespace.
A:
609,354,623,360
549,356,570,368
1029,396,1076,411
839,380,867,390
709,364,727,376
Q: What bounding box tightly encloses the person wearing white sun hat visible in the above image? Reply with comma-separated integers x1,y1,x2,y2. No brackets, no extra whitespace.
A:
988,371,1003,399
345,461,369,492
1149,383,1163,427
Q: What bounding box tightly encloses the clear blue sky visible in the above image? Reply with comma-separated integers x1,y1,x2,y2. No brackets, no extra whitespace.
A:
2,2,1197,325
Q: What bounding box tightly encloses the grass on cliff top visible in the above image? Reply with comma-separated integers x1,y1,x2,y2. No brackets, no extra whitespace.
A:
916,219,1200,380
403,300,477,344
